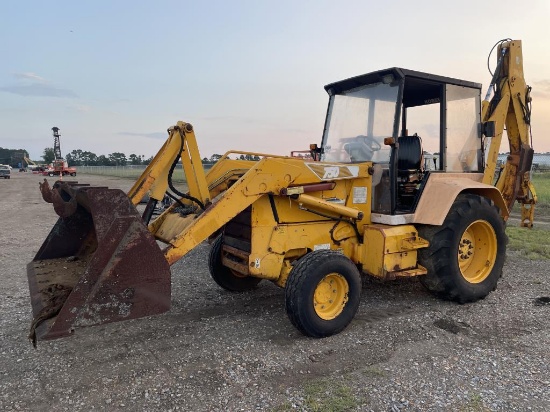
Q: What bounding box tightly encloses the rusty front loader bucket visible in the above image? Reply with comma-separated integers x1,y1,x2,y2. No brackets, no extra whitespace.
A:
27,180,171,346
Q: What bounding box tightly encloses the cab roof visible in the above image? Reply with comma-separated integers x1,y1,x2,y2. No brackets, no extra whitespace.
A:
324,67,482,108
324,67,481,95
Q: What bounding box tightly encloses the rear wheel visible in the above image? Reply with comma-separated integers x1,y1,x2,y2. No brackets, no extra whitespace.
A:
418,194,507,303
208,235,261,292
70,172,76,176
285,250,362,338
48,172,55,177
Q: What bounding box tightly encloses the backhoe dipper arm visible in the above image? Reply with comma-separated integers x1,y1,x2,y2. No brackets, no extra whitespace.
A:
481,40,537,227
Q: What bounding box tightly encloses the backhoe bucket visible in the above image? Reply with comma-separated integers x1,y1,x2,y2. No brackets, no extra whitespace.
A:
27,180,171,345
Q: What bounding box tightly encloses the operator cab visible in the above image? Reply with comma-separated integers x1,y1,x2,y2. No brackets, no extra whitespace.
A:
320,67,482,216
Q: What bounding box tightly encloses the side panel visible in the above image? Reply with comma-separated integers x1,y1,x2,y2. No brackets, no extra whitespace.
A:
413,173,508,225
361,224,428,279
249,196,360,280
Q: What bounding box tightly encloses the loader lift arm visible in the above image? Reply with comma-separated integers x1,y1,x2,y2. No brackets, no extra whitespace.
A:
29,120,346,343
132,124,349,265
481,39,537,227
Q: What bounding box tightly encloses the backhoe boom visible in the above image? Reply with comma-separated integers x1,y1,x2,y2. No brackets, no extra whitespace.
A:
481,40,536,226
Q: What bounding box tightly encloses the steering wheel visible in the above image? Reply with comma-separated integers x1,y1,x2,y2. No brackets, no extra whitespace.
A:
355,135,382,152
343,135,382,162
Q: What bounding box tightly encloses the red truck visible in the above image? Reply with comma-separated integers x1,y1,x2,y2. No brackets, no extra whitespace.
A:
42,159,77,177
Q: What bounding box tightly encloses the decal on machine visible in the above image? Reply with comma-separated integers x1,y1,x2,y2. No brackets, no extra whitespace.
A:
305,163,360,181
353,186,367,204
254,258,261,268
314,243,331,251
322,166,340,179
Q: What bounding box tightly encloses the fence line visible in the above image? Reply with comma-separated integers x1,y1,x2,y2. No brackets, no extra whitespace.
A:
77,164,215,181
78,165,148,178
497,153,550,172
77,156,550,179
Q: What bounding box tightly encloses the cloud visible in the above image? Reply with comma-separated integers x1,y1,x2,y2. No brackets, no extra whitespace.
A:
0,83,78,98
0,72,78,98
13,72,47,83
118,131,168,139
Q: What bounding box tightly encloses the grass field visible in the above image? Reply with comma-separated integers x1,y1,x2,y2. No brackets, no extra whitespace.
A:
506,226,550,259
507,172,550,259
531,172,550,212
79,165,189,183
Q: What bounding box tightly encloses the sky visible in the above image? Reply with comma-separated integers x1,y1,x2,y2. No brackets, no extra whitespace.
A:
1,0,549,161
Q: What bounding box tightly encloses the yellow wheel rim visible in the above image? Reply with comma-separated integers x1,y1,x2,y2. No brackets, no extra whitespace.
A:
458,220,497,283
313,273,349,320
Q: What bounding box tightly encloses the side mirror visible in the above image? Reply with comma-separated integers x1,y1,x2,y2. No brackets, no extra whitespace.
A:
309,143,323,161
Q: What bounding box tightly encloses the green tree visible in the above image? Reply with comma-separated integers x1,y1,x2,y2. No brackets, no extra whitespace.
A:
42,147,55,164
128,153,141,165
97,155,111,165
66,153,75,166
68,149,84,166
81,151,98,166
108,152,127,166
237,154,259,161
0,147,10,164
210,154,222,162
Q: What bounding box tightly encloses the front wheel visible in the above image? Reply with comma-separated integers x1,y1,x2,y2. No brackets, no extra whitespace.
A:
418,194,507,303
48,172,55,177
208,235,262,292
285,250,362,338
70,172,76,176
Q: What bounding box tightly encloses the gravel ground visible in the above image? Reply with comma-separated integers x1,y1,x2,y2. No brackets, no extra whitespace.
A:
0,172,549,411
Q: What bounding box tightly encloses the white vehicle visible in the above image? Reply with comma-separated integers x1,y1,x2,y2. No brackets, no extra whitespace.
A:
0,164,11,179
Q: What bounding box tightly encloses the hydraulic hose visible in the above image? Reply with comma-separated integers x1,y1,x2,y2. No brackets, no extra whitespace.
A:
166,127,205,210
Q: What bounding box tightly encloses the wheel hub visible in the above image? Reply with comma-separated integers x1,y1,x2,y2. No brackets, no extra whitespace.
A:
313,273,349,320
458,220,497,283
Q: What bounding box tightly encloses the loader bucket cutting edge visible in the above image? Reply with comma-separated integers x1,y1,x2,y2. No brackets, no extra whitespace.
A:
27,181,171,345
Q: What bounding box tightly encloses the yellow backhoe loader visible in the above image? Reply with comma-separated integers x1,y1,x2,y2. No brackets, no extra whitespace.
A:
27,39,536,345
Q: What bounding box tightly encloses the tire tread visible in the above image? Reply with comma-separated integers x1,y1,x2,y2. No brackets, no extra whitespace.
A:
418,194,507,303
285,250,361,337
